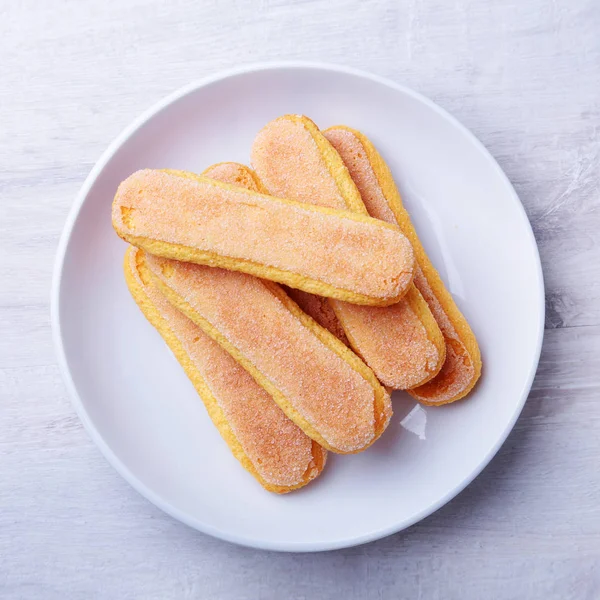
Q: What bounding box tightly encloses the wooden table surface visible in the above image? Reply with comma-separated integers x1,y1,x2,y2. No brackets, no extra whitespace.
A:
1,0,599,598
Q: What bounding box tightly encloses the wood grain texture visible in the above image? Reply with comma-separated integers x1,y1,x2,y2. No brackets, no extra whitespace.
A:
1,0,599,598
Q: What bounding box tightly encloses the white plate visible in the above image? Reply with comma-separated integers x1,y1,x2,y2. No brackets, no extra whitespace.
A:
52,62,544,552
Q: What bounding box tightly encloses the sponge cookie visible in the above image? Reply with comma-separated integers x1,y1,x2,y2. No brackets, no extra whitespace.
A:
112,169,415,306
324,125,481,404
144,253,392,454
201,162,268,193
124,247,326,492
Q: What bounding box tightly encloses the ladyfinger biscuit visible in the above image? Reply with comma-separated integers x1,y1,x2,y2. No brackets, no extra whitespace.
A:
124,247,326,492
201,162,268,193
112,169,414,306
251,115,445,389
144,253,392,454
126,248,326,491
165,163,268,194
323,125,482,404
200,163,350,345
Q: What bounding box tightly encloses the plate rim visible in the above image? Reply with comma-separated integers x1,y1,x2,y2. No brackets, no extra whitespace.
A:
51,60,545,552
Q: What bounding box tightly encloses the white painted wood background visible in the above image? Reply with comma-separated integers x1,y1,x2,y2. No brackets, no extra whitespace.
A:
1,0,599,597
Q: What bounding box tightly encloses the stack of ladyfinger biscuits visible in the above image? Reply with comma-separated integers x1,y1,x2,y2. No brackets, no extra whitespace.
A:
112,115,482,494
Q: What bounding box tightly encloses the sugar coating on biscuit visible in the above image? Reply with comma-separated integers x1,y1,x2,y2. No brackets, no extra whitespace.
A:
127,249,316,487
252,116,349,209
251,116,441,388
112,169,413,301
146,255,379,453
